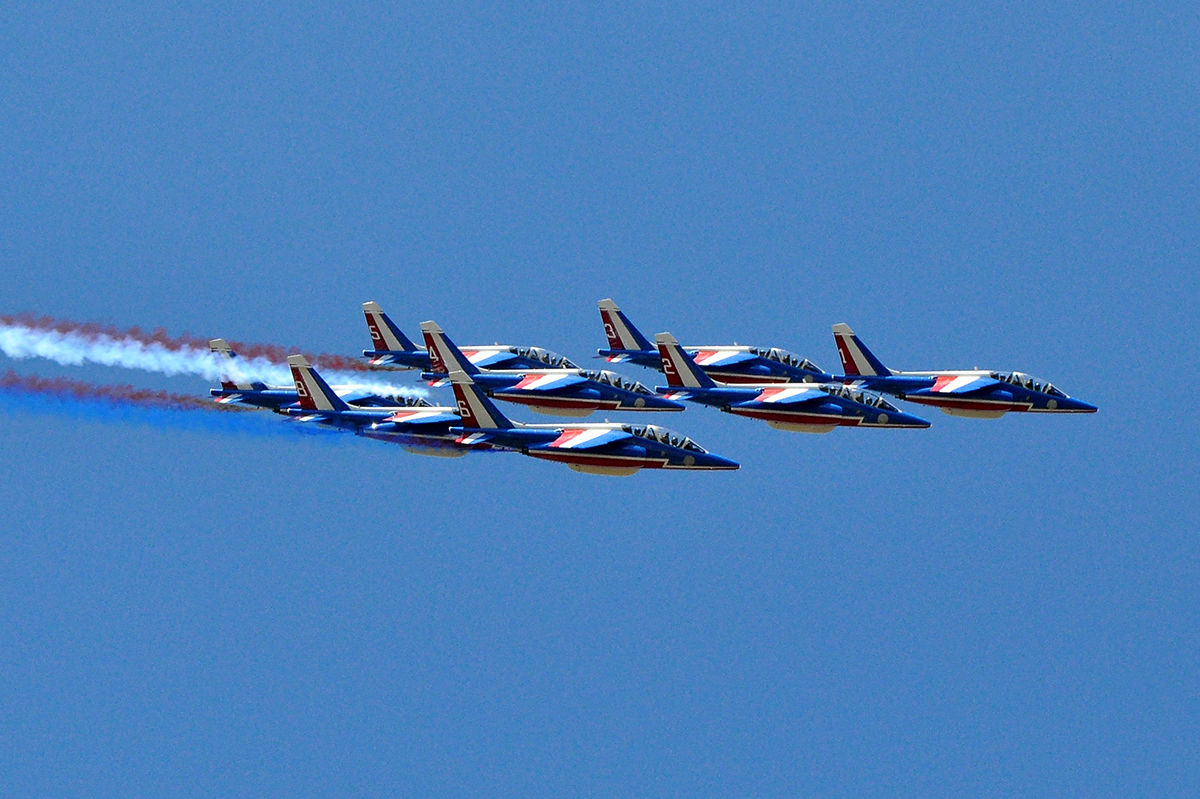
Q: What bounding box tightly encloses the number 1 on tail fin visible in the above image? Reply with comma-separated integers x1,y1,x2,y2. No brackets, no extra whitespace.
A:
831,324,892,377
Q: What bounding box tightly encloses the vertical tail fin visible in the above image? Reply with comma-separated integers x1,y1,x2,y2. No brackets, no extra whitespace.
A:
209,338,266,390
363,301,420,352
420,321,480,376
655,332,718,388
832,324,892,377
598,299,654,352
448,370,513,429
287,355,351,412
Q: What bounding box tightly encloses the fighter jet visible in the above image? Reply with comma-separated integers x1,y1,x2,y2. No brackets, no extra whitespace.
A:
832,324,1098,418
654,333,930,433
420,321,684,417
361,301,578,371
281,355,490,457
446,370,738,475
596,298,832,384
207,339,408,411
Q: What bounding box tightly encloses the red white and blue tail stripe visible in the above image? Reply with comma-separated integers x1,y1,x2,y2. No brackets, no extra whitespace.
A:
832,324,892,377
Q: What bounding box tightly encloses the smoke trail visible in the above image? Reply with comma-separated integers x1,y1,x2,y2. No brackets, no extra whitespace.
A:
0,370,345,440
0,370,258,412
0,313,370,372
0,316,425,398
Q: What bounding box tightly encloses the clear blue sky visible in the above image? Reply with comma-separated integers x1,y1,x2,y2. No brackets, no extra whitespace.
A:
1,3,1196,796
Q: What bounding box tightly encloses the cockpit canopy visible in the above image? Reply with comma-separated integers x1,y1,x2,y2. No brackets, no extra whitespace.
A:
820,384,898,410
622,424,707,452
584,370,654,395
748,346,822,372
989,371,1066,397
508,346,578,369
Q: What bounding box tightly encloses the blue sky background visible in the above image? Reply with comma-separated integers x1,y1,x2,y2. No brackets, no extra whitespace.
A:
1,3,1197,796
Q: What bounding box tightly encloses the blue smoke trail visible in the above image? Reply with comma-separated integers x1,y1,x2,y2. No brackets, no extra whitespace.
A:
0,372,349,443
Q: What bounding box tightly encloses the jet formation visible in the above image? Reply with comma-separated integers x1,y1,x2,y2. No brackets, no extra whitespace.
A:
208,300,1097,475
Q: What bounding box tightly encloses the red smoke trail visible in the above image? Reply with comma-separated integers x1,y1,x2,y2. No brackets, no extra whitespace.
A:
0,313,370,372
0,370,258,413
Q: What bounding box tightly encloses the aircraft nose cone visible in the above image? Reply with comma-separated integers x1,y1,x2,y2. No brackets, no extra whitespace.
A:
1065,398,1098,413
895,411,932,428
646,395,686,410
695,453,740,470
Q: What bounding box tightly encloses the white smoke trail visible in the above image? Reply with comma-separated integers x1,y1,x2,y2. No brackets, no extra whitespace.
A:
0,323,426,398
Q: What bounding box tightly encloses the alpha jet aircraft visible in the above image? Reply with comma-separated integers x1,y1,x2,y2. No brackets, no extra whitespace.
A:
361,301,579,372
655,333,930,433
596,298,833,384
208,339,409,411
832,324,1098,418
282,355,490,457
420,321,684,417
445,370,738,475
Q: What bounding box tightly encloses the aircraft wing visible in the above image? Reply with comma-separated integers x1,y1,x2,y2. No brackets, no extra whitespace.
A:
750,386,828,405
689,349,757,367
510,373,589,392
385,409,461,426
461,349,515,368
535,428,633,450
930,375,1002,394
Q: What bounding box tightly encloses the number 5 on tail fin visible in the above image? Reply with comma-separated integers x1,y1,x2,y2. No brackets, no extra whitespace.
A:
362,301,421,353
